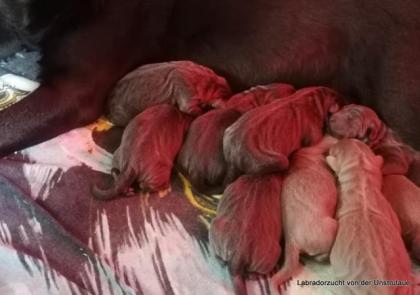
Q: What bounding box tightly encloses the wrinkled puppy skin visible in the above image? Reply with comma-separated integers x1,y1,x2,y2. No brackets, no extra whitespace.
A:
106,60,231,126
326,139,414,295
176,108,242,194
209,174,283,294
272,135,338,289
176,83,295,194
224,86,340,175
225,83,295,113
92,105,192,200
328,104,415,176
382,175,420,262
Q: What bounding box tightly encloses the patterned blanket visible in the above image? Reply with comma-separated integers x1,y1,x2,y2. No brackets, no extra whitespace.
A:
0,54,419,295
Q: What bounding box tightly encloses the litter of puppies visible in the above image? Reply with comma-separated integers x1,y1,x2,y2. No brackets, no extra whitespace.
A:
94,60,420,295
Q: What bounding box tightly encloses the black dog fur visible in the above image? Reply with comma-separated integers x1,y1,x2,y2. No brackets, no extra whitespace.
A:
1,0,420,155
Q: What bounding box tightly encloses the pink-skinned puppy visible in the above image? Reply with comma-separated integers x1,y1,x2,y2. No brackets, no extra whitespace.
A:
326,139,414,295
223,86,340,175
272,135,338,289
92,104,192,199
106,61,231,126
382,174,420,262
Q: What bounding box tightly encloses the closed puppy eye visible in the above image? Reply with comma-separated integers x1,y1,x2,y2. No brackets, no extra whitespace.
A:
328,103,340,114
360,127,373,143
356,127,372,144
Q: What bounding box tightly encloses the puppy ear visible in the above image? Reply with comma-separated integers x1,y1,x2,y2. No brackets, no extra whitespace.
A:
326,155,338,171
366,125,376,142
375,155,384,168
365,120,384,145
328,103,340,114
360,127,372,144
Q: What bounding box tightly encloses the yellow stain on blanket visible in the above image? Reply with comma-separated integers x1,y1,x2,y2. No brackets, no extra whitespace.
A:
178,172,217,218
88,117,114,132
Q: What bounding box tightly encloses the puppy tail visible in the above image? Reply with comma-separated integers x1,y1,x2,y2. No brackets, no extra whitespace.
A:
271,240,300,290
91,169,136,200
232,274,247,295
228,261,248,295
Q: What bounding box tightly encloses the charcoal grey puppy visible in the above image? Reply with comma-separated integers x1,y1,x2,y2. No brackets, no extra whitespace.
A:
224,87,340,175
176,108,242,194
92,104,192,199
106,61,231,126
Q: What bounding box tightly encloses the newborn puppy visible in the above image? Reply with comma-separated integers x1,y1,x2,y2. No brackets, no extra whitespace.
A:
326,139,414,295
92,105,192,200
382,175,420,262
209,174,283,295
107,60,231,126
177,83,294,194
176,108,242,194
225,83,295,113
224,86,340,175
328,104,414,175
272,135,338,288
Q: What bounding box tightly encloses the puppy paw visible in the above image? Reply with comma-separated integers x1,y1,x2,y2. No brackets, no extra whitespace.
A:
158,186,172,198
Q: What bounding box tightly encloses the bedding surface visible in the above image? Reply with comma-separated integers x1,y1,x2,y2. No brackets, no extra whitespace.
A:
0,51,419,295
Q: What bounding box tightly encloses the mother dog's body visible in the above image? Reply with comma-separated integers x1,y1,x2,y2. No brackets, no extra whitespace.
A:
1,0,420,156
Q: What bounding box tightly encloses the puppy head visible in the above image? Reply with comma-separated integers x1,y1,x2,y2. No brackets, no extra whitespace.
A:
328,104,385,146
178,62,232,115
326,139,383,173
305,87,341,118
322,88,341,114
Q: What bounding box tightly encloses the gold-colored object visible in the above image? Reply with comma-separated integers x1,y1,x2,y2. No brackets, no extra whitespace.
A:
89,116,114,132
0,82,29,110
178,172,218,219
